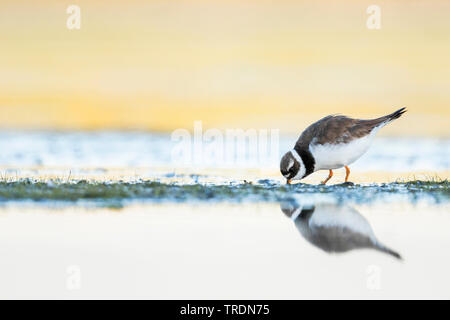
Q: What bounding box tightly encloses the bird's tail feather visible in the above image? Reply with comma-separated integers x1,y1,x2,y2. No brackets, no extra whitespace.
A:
384,107,407,122
374,241,402,260
365,107,407,127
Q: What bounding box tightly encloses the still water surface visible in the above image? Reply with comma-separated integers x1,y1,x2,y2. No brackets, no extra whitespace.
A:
0,131,448,298
0,200,449,299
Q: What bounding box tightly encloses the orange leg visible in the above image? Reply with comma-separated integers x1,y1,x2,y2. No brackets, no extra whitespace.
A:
345,166,350,182
321,169,333,185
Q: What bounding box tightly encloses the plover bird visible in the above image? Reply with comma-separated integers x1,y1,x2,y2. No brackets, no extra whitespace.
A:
280,200,401,259
280,108,406,184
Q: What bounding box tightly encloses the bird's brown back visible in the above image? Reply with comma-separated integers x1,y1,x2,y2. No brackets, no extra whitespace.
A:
295,108,406,149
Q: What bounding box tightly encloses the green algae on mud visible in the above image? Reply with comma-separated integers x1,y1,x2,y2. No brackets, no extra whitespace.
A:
0,179,448,204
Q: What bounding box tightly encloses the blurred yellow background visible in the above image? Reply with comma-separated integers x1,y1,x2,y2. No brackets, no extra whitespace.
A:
1,0,449,135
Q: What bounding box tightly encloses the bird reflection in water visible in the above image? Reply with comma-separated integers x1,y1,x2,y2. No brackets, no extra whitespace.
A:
280,200,401,259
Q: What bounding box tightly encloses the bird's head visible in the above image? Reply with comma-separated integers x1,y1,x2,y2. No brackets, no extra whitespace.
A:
280,200,299,217
280,150,305,184
280,199,315,220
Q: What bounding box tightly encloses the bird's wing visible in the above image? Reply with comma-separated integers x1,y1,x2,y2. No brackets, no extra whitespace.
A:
295,115,361,147
295,113,397,148
296,108,407,148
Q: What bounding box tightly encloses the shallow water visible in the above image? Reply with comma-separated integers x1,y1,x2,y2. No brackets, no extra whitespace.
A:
0,200,449,299
0,131,448,299
0,131,449,172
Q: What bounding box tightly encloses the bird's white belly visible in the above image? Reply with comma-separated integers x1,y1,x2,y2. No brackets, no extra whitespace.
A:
310,134,374,171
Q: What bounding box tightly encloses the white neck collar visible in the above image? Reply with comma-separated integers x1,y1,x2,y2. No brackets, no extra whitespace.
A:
290,149,306,180
290,149,302,163
290,206,303,221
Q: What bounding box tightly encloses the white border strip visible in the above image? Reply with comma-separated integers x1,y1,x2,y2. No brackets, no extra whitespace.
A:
290,149,302,163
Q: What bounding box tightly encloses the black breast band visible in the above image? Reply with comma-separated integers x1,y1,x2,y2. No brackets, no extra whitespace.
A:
294,146,315,177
